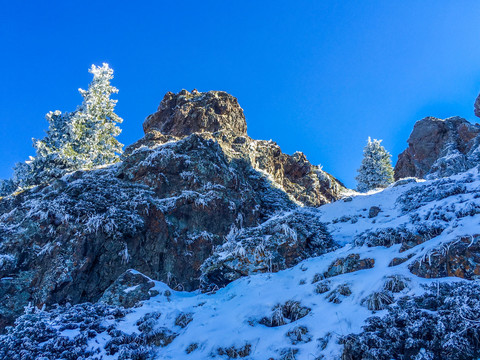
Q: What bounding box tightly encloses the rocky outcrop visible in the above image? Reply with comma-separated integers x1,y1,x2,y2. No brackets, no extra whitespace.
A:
100,269,159,308
394,116,480,180
475,92,480,118
409,235,480,279
132,89,344,207
0,89,343,331
143,90,247,138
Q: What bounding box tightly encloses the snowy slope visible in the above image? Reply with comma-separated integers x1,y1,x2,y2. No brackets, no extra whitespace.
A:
2,167,480,359
88,167,480,359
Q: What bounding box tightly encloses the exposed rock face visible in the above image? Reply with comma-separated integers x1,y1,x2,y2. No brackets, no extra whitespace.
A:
143,90,247,138
409,236,480,279
475,92,480,118
394,116,480,180
134,89,344,207
0,89,343,330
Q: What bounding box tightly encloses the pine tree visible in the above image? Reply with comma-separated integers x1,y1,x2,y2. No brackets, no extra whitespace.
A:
68,63,123,168
356,137,394,192
5,63,123,193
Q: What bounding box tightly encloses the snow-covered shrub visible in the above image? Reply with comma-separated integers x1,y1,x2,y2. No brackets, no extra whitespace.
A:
326,284,352,304
201,209,336,290
314,280,331,294
0,302,130,360
136,312,162,333
341,281,480,360
286,325,312,344
0,168,154,241
217,344,252,358
383,275,409,293
278,348,299,360
354,223,445,248
397,178,470,213
356,137,394,192
260,301,311,327
175,312,193,328
361,291,394,311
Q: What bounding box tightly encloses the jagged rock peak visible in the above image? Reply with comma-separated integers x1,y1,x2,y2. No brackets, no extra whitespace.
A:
394,116,480,180
475,92,480,118
143,89,247,138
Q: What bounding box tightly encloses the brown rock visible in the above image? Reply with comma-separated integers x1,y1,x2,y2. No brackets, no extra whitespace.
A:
143,90,247,138
409,235,480,279
475,92,480,118
388,254,414,267
394,116,480,180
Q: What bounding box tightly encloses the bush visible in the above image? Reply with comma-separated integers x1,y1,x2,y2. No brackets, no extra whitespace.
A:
341,281,480,360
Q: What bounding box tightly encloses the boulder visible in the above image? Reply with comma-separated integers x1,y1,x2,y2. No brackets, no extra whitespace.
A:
100,269,159,308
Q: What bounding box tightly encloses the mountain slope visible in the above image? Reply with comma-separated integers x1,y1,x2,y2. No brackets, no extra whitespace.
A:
2,89,480,360
0,90,344,331
2,166,480,359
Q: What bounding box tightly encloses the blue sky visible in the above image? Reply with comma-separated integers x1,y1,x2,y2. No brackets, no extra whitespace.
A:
1,1,480,188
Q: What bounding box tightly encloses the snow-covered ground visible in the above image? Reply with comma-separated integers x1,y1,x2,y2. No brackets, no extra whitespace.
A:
81,167,480,359
3,167,480,359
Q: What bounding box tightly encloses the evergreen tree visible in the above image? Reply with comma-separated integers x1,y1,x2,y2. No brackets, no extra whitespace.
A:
356,137,394,192
69,63,123,168
4,63,123,193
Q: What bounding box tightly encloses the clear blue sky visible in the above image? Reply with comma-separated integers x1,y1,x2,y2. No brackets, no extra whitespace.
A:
1,1,480,188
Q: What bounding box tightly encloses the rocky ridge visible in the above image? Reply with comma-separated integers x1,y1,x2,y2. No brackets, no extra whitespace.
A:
0,89,344,330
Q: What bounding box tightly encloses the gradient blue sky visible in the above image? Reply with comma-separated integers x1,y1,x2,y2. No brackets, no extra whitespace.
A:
1,1,480,187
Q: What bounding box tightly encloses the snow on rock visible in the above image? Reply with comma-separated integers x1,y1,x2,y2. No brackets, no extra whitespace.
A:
0,90,345,331
394,116,480,180
3,166,480,359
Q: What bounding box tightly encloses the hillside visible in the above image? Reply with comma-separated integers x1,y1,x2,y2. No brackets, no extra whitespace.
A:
1,90,480,359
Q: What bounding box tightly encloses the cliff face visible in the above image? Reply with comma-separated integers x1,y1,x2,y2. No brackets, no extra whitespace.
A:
394,116,480,180
0,90,344,330
132,90,344,207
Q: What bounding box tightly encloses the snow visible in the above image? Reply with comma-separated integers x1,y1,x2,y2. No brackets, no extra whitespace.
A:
59,169,472,358
4,165,480,359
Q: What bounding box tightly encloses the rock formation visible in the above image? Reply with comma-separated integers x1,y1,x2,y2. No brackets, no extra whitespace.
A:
394,116,480,180
130,89,344,207
475,92,480,118
143,90,247,138
0,89,344,330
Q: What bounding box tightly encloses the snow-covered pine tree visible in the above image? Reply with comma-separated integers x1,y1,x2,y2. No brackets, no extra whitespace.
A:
356,137,394,192
4,64,123,193
68,63,123,168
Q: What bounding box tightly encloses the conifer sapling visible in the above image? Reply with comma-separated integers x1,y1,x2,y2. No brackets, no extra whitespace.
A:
356,137,394,192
